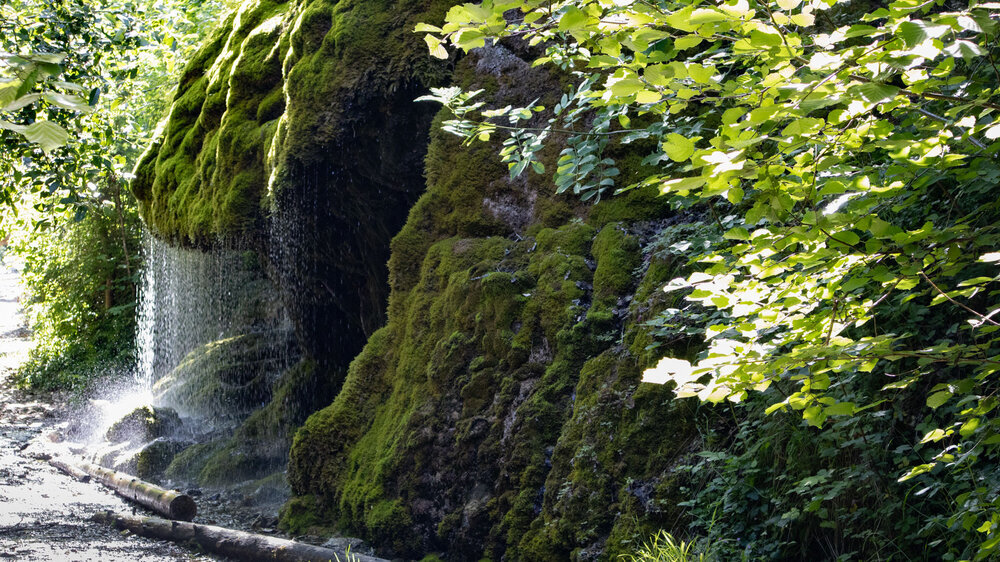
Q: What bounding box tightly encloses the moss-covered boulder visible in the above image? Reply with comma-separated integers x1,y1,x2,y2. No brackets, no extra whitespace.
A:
105,405,182,444
178,357,335,485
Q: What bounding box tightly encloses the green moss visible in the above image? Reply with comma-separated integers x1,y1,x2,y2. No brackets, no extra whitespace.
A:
366,499,415,553
133,0,289,244
589,224,641,329
164,440,226,482
105,405,181,443
152,334,279,424
173,357,331,486
134,439,187,479
280,494,329,535
133,0,457,245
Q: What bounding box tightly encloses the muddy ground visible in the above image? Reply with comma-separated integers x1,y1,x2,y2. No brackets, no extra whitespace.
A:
0,265,226,561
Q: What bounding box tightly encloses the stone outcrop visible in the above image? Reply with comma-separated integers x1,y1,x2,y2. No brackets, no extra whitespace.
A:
133,0,699,559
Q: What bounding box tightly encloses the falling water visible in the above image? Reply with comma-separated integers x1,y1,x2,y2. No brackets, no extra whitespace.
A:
81,231,298,456
133,233,297,423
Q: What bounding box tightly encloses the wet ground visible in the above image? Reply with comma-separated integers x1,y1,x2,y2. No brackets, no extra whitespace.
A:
0,265,220,561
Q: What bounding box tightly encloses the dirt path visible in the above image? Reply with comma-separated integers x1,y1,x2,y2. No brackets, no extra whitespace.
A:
0,265,220,561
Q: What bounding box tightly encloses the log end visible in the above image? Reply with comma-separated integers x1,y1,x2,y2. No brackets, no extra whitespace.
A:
91,510,113,524
168,495,198,521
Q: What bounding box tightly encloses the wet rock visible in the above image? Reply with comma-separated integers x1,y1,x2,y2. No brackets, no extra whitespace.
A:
133,438,190,479
151,333,297,428
105,406,182,444
321,536,375,556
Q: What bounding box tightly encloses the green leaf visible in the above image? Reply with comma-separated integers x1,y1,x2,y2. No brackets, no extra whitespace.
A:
920,428,949,443
644,64,673,87
943,40,985,61
790,13,814,26
26,53,66,64
781,118,824,136
0,119,26,134
857,82,900,104
898,462,935,481
724,227,750,240
0,93,42,112
21,120,69,153
960,417,981,438
825,402,855,416
559,6,589,31
610,78,646,97
958,276,995,287
424,34,449,59
688,64,715,84
927,390,952,409
635,90,661,103
454,29,487,51
662,133,695,162
660,176,706,195
674,36,703,50
831,231,860,247
42,92,95,113
804,405,827,427
897,21,928,47
688,8,728,24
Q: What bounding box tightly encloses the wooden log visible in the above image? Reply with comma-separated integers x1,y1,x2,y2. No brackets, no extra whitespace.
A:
48,457,91,483
91,510,387,562
77,461,196,521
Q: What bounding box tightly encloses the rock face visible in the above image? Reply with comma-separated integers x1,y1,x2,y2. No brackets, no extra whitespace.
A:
134,0,698,560
131,0,455,484
285,45,694,560
132,0,454,372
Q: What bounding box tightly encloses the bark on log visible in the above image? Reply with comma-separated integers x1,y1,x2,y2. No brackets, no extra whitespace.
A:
48,457,91,483
77,461,196,521
91,510,387,562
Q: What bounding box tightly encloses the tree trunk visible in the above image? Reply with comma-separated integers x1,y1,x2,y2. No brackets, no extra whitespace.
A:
77,461,196,521
91,510,387,562
48,457,91,482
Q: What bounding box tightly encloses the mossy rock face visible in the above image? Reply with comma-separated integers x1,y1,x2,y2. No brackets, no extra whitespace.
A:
133,0,459,378
105,406,182,444
160,356,331,487
164,439,235,483
140,0,689,556
152,332,298,427
286,43,688,561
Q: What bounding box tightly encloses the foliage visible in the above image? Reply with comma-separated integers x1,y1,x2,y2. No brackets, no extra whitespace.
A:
419,0,1000,558
620,530,714,562
0,0,234,215
9,183,141,390
2,0,232,390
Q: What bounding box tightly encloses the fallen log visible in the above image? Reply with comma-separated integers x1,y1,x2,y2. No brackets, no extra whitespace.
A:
91,510,387,562
48,457,91,483
77,461,196,521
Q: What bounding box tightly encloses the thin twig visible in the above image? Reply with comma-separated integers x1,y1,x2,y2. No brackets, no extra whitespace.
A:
918,270,1000,327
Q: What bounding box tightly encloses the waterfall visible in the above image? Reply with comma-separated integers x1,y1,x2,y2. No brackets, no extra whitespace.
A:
133,233,297,426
